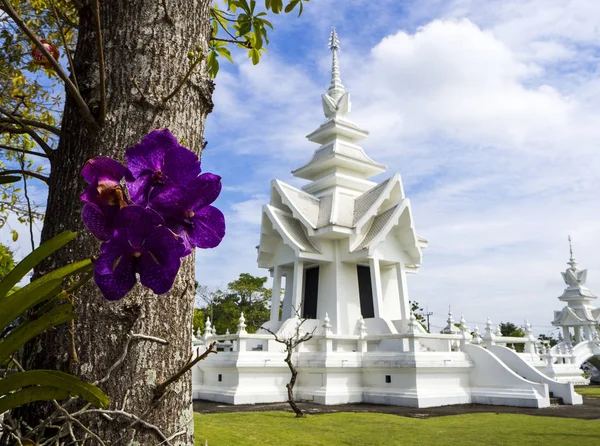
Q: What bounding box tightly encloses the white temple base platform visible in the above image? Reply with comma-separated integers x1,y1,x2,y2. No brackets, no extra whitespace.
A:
192,344,571,409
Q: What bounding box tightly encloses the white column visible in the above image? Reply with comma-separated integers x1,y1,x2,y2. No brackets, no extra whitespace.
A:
395,262,409,320
270,266,282,324
562,326,569,343
290,259,304,318
369,257,383,318
574,326,582,343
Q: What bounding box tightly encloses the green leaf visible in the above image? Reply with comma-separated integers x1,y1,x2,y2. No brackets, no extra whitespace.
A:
0,370,109,409
216,46,234,64
0,303,76,365
0,231,78,300
0,175,21,185
11,230,18,242
284,0,297,13
0,278,62,331
0,385,71,415
207,50,220,78
250,48,261,65
269,0,283,14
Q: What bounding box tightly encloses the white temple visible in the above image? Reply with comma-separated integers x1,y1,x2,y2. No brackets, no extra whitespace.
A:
192,30,599,408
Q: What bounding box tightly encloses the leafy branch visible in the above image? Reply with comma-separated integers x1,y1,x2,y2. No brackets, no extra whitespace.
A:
207,0,310,77
0,0,97,127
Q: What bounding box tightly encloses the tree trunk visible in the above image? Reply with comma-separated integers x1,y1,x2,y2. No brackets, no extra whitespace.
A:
284,348,304,418
21,1,213,444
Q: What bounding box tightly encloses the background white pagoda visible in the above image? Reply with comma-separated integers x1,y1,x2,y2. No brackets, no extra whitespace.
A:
257,28,428,336
552,237,599,343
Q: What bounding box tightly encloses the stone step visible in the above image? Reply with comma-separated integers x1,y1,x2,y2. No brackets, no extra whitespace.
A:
550,397,563,405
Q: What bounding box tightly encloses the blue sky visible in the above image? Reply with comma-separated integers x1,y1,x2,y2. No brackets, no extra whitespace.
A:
3,0,600,336
197,0,600,335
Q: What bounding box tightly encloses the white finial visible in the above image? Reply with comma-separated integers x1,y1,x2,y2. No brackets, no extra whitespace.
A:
524,320,532,336
446,309,454,325
327,27,345,101
484,318,493,339
226,328,230,336
238,312,247,334
195,327,201,339
459,315,468,333
323,312,332,333
472,324,482,344
204,318,212,340
567,235,577,269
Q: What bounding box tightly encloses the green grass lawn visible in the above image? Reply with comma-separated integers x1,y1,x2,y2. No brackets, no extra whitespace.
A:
576,386,600,397
194,412,600,446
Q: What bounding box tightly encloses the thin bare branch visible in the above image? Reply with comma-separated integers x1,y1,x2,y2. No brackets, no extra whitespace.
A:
162,54,204,104
154,342,217,399
161,0,174,25
85,409,172,446
49,0,79,91
94,332,168,386
1,169,49,183
92,0,106,123
0,144,49,158
18,154,35,250
51,401,106,446
210,35,252,48
0,106,54,155
0,117,60,136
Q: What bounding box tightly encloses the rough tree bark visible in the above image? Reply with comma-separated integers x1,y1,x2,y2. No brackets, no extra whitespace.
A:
21,1,213,444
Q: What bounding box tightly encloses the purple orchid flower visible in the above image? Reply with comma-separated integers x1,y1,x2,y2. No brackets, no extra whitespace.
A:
149,173,225,256
80,157,134,241
125,129,201,206
81,129,226,301
93,206,185,301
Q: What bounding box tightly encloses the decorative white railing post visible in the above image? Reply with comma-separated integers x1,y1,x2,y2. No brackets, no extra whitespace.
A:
494,325,503,346
524,320,537,356
459,315,472,351
407,312,418,353
567,343,575,364
545,345,554,366
358,316,368,353
203,317,212,343
482,317,495,348
237,312,247,352
472,324,482,345
322,313,333,352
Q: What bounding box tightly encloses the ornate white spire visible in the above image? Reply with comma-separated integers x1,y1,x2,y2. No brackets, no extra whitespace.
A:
557,235,597,301
567,235,577,270
328,27,345,102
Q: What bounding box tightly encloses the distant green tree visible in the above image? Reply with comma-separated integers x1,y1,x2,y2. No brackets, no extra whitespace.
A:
499,322,526,352
193,308,206,337
409,300,427,328
197,273,271,334
537,334,558,347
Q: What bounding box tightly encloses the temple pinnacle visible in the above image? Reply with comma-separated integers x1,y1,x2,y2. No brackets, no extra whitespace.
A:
328,27,345,101
567,235,577,269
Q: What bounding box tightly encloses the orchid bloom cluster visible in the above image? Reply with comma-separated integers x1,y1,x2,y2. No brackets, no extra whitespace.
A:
80,129,225,301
